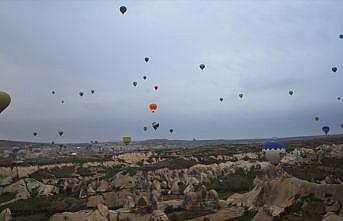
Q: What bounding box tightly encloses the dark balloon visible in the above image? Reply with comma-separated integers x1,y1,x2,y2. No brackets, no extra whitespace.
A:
332,67,337,72
0,92,11,114
315,117,319,121
145,57,150,63
199,64,205,70
337,97,341,101
61,100,64,104
119,6,127,14
52,91,55,95
169,129,174,133
133,82,137,87
143,76,147,80
91,90,95,94
289,90,294,96
219,97,223,102
239,93,244,99
58,131,64,136
79,92,84,96
152,122,159,130
339,34,343,39
144,126,147,131
322,126,330,135
33,132,38,136
154,86,158,91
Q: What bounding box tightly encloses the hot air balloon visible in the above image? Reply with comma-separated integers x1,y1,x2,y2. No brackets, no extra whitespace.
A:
332,67,337,72
119,6,127,14
339,34,343,39
79,92,84,97
239,93,244,99
33,132,38,137
152,122,159,130
91,90,95,94
262,140,286,164
169,129,174,133
143,126,147,131
322,126,330,135
315,117,319,121
289,90,294,96
61,100,64,104
219,97,223,102
149,103,157,112
154,86,158,91
145,57,150,63
122,136,132,145
0,91,11,114
52,91,55,95
133,82,138,87
341,123,343,128
337,97,341,101
58,131,64,136
199,64,205,70
143,76,147,80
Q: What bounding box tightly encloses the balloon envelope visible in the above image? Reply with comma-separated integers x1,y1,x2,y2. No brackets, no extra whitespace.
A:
145,57,150,63
122,136,132,145
289,90,294,96
239,93,244,99
0,92,11,114
332,67,337,72
199,64,205,70
152,122,159,130
169,129,174,133
119,6,127,14
143,76,147,80
149,103,157,112
58,131,64,136
262,140,286,164
133,82,137,87
340,34,343,39
219,97,223,102
322,126,330,135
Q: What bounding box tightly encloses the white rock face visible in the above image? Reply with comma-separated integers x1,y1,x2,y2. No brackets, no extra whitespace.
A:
0,208,12,221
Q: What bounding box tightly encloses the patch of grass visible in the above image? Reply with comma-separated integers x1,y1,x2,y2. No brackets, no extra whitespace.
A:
282,164,330,182
76,167,94,176
226,210,257,221
168,210,215,221
49,166,75,178
0,192,16,204
0,195,87,217
30,170,55,181
207,168,256,199
142,158,196,171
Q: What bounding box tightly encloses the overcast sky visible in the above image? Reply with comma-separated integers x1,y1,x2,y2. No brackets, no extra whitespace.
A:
0,0,342,143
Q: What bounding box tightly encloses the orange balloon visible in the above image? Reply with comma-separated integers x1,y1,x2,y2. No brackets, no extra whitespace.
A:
149,103,157,112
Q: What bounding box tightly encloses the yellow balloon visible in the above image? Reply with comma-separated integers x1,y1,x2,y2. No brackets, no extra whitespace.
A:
0,91,11,114
122,136,132,145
